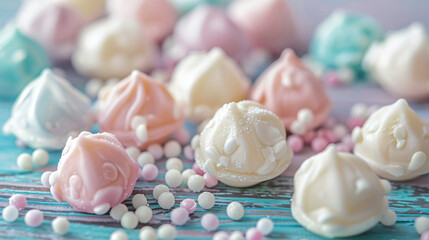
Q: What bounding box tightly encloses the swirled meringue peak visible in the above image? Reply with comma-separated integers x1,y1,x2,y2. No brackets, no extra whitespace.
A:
51,131,139,214
52,0,106,22
72,17,157,80
194,101,293,187
169,48,250,123
97,70,185,150
250,49,331,135
17,0,86,62
353,99,429,181
2,69,93,150
364,23,429,100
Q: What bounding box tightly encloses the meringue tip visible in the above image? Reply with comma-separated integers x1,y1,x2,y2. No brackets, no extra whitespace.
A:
131,70,143,78
394,98,409,108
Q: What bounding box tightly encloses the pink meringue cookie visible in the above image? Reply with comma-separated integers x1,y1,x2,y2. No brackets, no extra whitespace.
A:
228,0,295,55
250,49,332,134
51,131,139,214
16,0,86,62
107,0,177,43
97,70,185,150
171,5,250,63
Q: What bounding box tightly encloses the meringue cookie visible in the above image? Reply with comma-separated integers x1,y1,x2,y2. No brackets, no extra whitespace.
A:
2,69,93,149
353,99,429,181
364,23,429,100
170,5,250,63
169,48,250,123
97,70,185,150
17,0,86,62
72,17,157,80
250,49,331,134
194,101,293,187
228,0,294,55
51,131,140,214
292,145,391,238
107,0,177,43
0,25,50,99
52,0,105,21
169,0,229,15
310,11,383,76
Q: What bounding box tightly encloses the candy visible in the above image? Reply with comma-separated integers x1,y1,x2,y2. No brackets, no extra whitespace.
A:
135,206,153,224
256,218,274,235
187,175,205,192
52,217,69,235
137,152,155,167
201,213,219,232
415,216,429,235
166,157,183,171
181,169,197,185
198,192,215,210
229,231,244,240
24,209,44,227
158,192,175,210
245,228,264,240
141,164,159,181
164,140,182,158
2,206,19,222
157,224,177,240
287,135,304,153
121,212,138,230
110,230,128,240
17,153,33,171
174,128,190,145
183,145,194,160
110,204,128,221
311,137,329,153
147,144,163,160
32,149,49,167
227,202,244,220
9,194,27,210
132,194,148,209
139,226,157,240
153,184,170,200
213,231,229,240
41,171,52,187
203,173,218,188
170,207,189,226
52,0,105,21
180,199,197,214
126,146,140,160
380,209,397,227
165,169,183,188
192,163,204,176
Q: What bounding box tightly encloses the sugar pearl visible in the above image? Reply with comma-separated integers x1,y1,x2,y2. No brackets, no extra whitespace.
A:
110,204,128,221
121,212,138,229
158,192,175,209
180,198,197,214
201,213,219,232
166,158,184,171
347,116,365,130
174,128,190,145
170,207,189,226
141,164,159,181
380,209,397,227
136,124,148,142
198,192,215,209
182,169,196,185
136,206,152,223
297,108,314,125
311,137,329,153
9,194,27,210
132,194,148,209
287,135,304,153
302,131,316,144
229,231,244,240
333,124,348,140
415,216,429,234
164,140,182,158
85,78,103,97
422,231,429,240
203,173,218,188
157,224,177,240
153,184,170,200
256,218,274,235
227,202,244,220
52,217,69,235
41,171,52,187
110,230,128,240
131,115,147,130
188,175,205,192
351,103,367,118
290,121,306,135
32,149,49,166
183,145,194,160
2,205,19,222
192,163,204,175
165,169,183,188
137,152,155,167
17,153,33,171
49,171,58,186
246,227,263,240
213,231,229,240
191,135,200,149
139,226,156,240
126,146,140,159
147,144,163,160
24,209,44,227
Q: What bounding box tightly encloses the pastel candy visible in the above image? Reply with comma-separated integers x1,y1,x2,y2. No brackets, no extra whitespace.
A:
51,131,139,214
2,69,93,150
52,0,105,21
169,0,229,15
97,70,185,150
0,25,50,99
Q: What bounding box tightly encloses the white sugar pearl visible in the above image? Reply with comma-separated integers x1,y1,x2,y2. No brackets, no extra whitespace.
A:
137,152,155,166
256,218,274,235
110,204,128,221
132,194,148,209
153,184,170,200
52,216,69,235
415,216,429,234
198,192,215,209
126,146,140,159
2,205,19,222
157,224,177,240
121,212,138,229
164,140,182,158
182,169,196,185
131,115,147,130
110,230,128,240
32,149,49,166
136,206,153,223
351,103,367,118
85,78,103,97
227,201,244,220
49,171,58,186
380,209,397,227
158,192,175,209
229,231,244,240
290,121,306,135
191,135,200,149
297,108,314,125
139,226,156,240
165,169,183,188
188,175,204,192
166,158,183,171
147,144,163,160
17,153,33,171
136,124,148,142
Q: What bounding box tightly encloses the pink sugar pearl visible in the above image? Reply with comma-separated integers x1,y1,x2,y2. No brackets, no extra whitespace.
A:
201,213,219,232
323,116,337,128
332,124,348,140
192,163,204,176
174,128,190,145
302,131,316,144
180,198,197,214
24,209,44,227
183,145,194,160
170,207,189,226
341,134,354,149
246,227,264,240
311,137,329,153
141,164,159,181
324,71,342,87
287,135,304,153
421,231,429,240
9,194,27,210
41,171,52,187
347,116,365,130
213,231,229,240
203,173,218,188
317,129,337,143
336,143,351,153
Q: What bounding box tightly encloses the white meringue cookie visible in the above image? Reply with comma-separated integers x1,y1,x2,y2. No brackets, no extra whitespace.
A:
2,69,93,149
194,100,293,187
52,0,106,21
292,145,391,238
353,98,429,181
169,48,250,123
364,23,429,100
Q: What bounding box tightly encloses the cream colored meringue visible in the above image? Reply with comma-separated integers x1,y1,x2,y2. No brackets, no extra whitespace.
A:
51,131,140,214
292,145,391,238
97,70,184,150
169,48,250,123
72,17,157,80
52,0,105,21
364,23,429,100
194,101,293,187
353,99,429,181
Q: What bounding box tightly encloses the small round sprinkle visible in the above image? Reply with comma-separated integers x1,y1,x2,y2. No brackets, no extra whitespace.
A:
302,131,316,144
131,116,146,130
48,171,58,186
201,213,219,232
191,135,200,149
52,216,69,235
380,209,397,227
347,116,365,130
333,124,348,140
147,144,163,160
188,175,205,192
290,120,306,135
297,108,314,125
227,201,244,220
203,173,218,188
165,169,183,188
32,149,49,166
153,184,170,200
110,230,128,240
183,145,194,160
415,216,429,235
126,146,140,159
17,153,33,171
41,171,52,187
166,157,184,171
164,140,182,158
85,78,103,97
256,218,274,235
137,152,155,167
136,206,152,223
121,212,138,229
110,204,128,221
287,135,304,153
180,198,197,214
198,192,215,209
24,209,44,227
246,227,264,240
139,226,156,240
132,194,148,209
192,162,204,175
422,231,429,240
158,192,175,210
182,169,196,185
351,103,367,118
141,164,159,181
9,194,27,210
136,124,148,142
174,128,190,145
311,137,329,153
170,207,189,226
2,205,19,222
229,231,244,240
213,231,229,240
157,224,177,240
